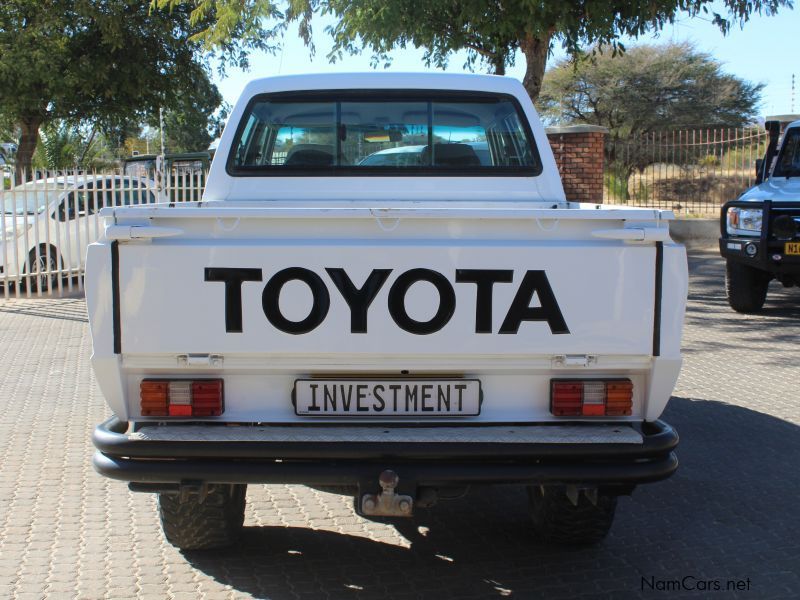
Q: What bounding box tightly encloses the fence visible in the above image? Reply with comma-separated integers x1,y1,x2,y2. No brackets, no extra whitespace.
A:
0,129,770,299
603,127,768,215
0,169,205,300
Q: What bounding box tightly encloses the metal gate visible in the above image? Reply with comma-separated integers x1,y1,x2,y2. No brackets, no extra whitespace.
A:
0,169,204,299
604,127,768,214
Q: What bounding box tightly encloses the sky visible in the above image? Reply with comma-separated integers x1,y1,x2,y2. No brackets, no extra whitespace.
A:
211,3,799,119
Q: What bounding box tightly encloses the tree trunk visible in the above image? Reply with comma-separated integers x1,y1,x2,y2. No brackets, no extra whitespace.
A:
15,116,42,183
520,33,552,102
490,52,506,76
78,124,98,167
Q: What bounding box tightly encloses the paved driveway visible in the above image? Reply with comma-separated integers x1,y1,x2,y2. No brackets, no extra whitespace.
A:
0,251,798,599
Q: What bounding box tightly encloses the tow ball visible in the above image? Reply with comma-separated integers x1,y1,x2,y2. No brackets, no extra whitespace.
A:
360,470,414,517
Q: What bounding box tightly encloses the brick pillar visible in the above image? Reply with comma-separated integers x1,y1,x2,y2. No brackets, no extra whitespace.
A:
545,125,608,203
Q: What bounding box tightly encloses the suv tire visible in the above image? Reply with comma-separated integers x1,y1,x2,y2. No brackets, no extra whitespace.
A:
159,484,246,550
527,486,617,546
725,259,769,313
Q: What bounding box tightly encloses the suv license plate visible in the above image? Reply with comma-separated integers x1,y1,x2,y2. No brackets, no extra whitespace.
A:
785,242,800,255
294,379,481,416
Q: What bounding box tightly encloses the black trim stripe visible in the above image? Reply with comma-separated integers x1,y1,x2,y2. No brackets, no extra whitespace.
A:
111,241,121,355
653,241,663,357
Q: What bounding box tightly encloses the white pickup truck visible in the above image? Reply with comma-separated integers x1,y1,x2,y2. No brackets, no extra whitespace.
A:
88,73,687,550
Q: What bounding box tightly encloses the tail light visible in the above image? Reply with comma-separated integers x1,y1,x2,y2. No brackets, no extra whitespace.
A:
550,379,633,417
140,379,224,417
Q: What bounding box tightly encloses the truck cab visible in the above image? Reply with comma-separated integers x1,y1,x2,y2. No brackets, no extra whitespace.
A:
720,119,800,312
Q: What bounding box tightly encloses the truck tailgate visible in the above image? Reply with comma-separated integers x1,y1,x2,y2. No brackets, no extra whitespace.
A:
86,206,685,423
116,241,656,356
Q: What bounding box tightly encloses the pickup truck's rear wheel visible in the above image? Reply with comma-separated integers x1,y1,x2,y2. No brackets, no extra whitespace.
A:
158,484,246,550
725,260,770,313
527,486,617,546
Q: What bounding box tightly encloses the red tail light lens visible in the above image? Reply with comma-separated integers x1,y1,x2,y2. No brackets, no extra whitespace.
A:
550,382,583,416
191,380,225,416
140,379,224,417
140,381,169,416
550,379,633,417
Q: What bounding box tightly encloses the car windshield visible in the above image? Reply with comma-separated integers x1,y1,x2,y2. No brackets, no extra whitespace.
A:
773,128,800,178
229,92,541,175
0,181,67,215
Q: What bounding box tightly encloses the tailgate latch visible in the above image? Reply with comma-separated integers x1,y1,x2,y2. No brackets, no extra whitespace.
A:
553,354,597,368
361,470,414,517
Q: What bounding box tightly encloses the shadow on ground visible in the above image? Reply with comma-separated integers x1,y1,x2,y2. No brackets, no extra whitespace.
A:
684,252,800,360
0,296,87,322
182,397,800,599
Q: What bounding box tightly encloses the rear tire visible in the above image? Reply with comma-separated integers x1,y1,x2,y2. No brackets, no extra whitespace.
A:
528,486,617,546
23,246,61,292
158,484,246,550
725,259,769,313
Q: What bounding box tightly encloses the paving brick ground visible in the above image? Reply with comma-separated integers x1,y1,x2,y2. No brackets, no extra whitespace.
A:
0,250,798,599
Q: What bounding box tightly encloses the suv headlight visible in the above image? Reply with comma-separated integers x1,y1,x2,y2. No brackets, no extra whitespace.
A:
727,207,762,236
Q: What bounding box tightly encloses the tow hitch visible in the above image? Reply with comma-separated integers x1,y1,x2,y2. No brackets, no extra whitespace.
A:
360,470,414,517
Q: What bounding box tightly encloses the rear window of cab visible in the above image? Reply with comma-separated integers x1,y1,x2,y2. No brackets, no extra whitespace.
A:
227,91,542,176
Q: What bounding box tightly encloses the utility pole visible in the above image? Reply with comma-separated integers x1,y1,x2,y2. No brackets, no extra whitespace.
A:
159,107,166,157
792,74,795,113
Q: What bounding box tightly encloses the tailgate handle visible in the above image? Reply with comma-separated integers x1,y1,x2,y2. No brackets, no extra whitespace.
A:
591,227,669,242
553,354,597,367
105,225,183,241
177,354,223,367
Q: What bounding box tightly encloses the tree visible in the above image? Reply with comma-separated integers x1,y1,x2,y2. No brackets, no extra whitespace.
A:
153,0,790,102
537,42,763,186
157,71,227,153
538,43,762,134
0,1,216,180
0,112,16,167
34,121,115,171
153,0,286,70
0,113,14,142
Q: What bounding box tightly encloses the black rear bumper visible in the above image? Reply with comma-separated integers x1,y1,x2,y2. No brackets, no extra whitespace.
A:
92,417,678,488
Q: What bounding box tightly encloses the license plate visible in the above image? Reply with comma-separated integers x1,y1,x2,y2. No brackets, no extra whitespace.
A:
785,242,800,255
294,379,481,416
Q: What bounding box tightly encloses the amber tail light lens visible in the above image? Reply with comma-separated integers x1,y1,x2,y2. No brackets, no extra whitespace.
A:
550,379,633,417
140,379,224,417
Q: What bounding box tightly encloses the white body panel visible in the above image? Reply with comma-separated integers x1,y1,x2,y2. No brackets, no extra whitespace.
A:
85,73,688,429
118,242,655,355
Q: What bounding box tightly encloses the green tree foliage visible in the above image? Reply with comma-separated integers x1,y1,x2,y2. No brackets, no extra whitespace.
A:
157,71,228,153
538,43,762,134
0,1,219,180
153,0,286,70
34,121,115,171
152,0,790,103
297,0,791,102
0,113,14,142
538,42,763,183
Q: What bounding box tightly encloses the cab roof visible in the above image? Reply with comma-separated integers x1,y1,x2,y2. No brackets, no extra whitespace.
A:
241,72,526,98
